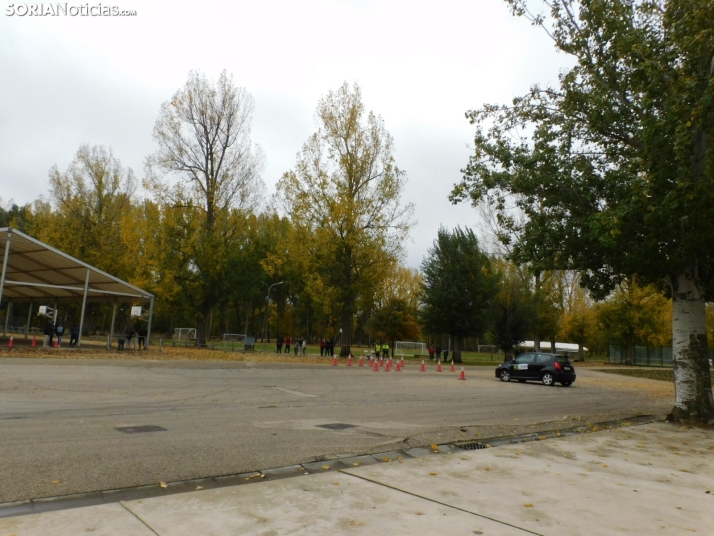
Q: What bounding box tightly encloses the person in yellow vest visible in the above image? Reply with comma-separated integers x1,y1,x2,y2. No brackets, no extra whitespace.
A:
382,342,390,358
374,342,380,358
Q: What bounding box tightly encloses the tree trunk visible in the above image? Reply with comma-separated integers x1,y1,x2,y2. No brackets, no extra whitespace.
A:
339,305,352,357
503,345,514,362
453,335,463,363
625,339,634,366
668,270,714,421
339,246,353,357
578,342,584,362
534,271,541,352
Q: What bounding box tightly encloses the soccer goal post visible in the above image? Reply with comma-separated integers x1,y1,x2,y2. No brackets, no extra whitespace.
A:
222,333,246,352
173,328,196,341
395,341,428,357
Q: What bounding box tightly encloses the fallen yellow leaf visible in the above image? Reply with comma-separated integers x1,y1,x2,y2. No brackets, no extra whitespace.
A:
524,503,533,507
321,465,331,470
484,467,490,471
431,444,440,452
195,486,204,490
429,472,438,476
51,480,61,484
159,482,168,488
353,462,360,466
382,457,392,462
332,482,340,486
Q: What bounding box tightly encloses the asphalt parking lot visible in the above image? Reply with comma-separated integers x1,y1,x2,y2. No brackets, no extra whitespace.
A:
0,357,671,503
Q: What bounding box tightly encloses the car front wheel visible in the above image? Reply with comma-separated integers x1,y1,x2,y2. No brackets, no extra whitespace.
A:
541,372,555,386
499,369,511,382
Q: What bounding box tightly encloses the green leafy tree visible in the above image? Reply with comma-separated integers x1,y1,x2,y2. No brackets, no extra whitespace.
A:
420,227,499,363
596,278,671,362
451,0,714,420
277,82,413,356
145,70,265,342
490,259,534,360
365,297,420,355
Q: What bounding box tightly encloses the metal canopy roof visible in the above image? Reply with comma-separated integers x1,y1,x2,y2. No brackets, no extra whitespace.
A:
0,228,153,304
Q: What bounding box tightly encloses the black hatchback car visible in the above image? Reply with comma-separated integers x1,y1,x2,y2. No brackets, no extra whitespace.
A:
495,352,576,386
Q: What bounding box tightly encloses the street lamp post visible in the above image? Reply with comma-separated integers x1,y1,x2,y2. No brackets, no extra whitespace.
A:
263,281,284,350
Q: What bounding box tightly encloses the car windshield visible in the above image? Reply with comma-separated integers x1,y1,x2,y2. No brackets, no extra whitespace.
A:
555,355,571,365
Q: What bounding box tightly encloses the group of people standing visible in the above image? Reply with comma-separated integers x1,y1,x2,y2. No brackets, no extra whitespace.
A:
124,325,148,350
276,335,307,355
427,344,449,361
374,342,391,358
43,320,79,348
319,339,335,356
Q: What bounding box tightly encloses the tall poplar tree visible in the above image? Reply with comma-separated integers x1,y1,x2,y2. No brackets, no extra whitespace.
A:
145,70,265,341
277,82,413,356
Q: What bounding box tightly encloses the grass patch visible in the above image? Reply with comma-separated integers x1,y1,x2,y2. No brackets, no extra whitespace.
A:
599,368,714,385
599,369,674,382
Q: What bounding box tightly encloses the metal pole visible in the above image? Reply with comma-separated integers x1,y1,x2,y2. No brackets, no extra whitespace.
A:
3,300,11,337
108,301,117,349
77,269,90,347
53,299,58,325
0,230,11,331
25,299,32,339
146,296,154,348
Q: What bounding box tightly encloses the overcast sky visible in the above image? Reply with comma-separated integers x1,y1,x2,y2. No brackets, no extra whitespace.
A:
0,0,568,268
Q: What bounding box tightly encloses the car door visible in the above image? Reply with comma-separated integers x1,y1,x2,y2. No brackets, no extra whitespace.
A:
512,353,535,379
530,353,552,378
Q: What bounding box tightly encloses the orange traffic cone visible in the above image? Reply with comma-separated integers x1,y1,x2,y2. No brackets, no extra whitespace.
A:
450,360,455,372
332,356,338,366
379,357,384,367
54,339,59,348
385,360,390,371
358,356,364,367
347,354,352,366
396,362,401,372
436,360,442,372
458,366,466,380
31,335,37,348
420,359,426,372
400,357,405,368
373,359,379,372
8,336,14,348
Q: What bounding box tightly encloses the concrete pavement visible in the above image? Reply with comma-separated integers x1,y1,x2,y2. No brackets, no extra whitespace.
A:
1,420,711,535
1,358,668,503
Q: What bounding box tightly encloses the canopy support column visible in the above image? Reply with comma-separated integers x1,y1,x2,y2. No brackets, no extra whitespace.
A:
108,301,117,349
25,299,33,339
146,297,154,348
0,230,11,323
77,269,90,347
3,300,11,337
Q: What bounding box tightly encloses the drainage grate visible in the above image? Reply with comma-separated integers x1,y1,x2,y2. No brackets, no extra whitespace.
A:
458,442,487,450
316,423,357,431
115,425,167,434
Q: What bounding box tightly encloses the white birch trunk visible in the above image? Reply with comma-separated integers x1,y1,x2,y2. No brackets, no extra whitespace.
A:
669,271,713,420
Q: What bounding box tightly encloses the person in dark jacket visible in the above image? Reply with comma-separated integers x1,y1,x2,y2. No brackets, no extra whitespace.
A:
126,325,136,350
69,324,80,348
138,327,148,349
43,320,54,348
277,335,283,354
